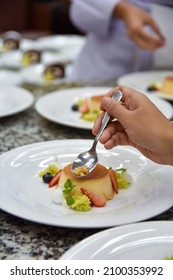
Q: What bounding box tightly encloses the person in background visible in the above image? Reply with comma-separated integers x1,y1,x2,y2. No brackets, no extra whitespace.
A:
92,85,173,166
68,0,172,82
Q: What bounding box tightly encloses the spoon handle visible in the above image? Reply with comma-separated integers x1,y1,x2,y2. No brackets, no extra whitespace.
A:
93,90,122,147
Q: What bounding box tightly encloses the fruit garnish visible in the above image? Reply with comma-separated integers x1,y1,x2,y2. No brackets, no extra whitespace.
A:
49,169,62,188
147,82,161,92
79,98,89,113
71,104,79,111
42,173,53,183
81,188,106,207
108,168,118,193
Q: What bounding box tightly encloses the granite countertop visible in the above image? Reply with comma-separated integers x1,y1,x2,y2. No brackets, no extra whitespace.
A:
0,81,173,260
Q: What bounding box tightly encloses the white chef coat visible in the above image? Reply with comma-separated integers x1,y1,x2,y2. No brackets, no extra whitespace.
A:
69,0,173,82
152,3,173,69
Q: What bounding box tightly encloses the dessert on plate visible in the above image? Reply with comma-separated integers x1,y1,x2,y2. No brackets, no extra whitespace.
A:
71,94,104,121
3,38,20,51
43,63,65,81
160,76,173,95
39,162,129,211
147,75,173,96
58,163,115,200
22,49,41,65
1,31,21,51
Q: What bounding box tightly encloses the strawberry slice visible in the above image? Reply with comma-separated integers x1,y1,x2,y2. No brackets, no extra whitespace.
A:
79,97,89,113
81,188,106,207
108,168,118,193
49,169,62,188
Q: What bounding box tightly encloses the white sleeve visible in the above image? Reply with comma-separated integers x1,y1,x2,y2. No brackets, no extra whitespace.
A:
69,0,120,36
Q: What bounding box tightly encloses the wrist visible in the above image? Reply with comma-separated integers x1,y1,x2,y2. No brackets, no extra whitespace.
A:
114,1,131,19
161,122,173,165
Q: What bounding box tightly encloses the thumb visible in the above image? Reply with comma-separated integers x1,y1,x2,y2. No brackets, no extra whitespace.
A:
102,97,129,124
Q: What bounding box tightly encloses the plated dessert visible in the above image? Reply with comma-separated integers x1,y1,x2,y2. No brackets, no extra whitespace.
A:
1,31,20,51
43,63,65,81
71,94,104,121
147,75,173,96
161,76,173,95
39,162,129,211
22,49,41,66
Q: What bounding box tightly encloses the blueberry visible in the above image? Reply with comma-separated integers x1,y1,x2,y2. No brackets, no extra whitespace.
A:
71,104,78,111
43,173,53,183
147,86,156,91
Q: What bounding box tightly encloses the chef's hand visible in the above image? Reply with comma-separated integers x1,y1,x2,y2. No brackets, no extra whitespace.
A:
92,86,173,165
115,1,165,50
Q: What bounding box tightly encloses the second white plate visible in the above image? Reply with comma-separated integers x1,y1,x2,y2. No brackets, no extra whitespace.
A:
117,70,173,100
60,221,173,259
35,87,173,130
0,70,22,85
0,85,34,117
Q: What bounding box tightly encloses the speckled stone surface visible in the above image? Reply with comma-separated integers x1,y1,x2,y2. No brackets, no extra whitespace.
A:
0,80,173,260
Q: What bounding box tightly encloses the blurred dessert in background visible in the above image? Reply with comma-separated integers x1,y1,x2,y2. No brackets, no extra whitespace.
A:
88,95,103,112
22,49,41,65
160,76,173,95
1,31,21,51
43,63,65,81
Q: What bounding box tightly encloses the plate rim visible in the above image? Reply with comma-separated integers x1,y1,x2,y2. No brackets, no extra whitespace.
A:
59,220,173,259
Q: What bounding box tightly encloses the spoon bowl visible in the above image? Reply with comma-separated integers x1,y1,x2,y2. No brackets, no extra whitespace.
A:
71,90,122,177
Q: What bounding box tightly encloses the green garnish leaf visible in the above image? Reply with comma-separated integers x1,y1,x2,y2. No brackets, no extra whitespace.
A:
62,179,91,210
115,168,127,174
66,195,75,206
63,179,75,195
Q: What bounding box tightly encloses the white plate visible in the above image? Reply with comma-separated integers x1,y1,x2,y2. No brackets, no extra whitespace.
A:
37,35,85,52
0,38,36,53
21,63,72,85
0,70,22,85
0,50,67,70
117,70,173,101
0,139,173,228
35,87,173,130
35,87,112,129
0,85,34,117
60,221,173,259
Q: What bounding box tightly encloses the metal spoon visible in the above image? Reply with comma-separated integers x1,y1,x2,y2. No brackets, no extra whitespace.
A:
71,90,123,177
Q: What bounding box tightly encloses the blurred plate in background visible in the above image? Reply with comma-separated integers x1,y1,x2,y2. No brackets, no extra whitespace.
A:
0,50,67,70
0,85,34,117
117,70,173,101
21,63,72,85
0,69,22,85
37,34,85,52
0,37,36,53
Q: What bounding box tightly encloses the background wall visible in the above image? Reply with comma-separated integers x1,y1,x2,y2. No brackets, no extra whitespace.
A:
0,0,80,38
